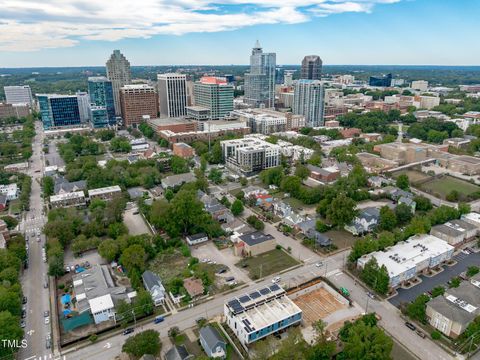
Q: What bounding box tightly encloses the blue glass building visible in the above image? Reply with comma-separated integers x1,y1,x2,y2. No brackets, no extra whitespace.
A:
88,77,116,128
37,94,81,129
369,73,393,87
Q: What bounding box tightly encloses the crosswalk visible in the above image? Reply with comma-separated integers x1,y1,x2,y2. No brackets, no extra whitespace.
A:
23,355,66,360
454,252,469,262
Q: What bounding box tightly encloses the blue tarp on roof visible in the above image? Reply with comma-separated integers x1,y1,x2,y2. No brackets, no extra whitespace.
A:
61,294,71,304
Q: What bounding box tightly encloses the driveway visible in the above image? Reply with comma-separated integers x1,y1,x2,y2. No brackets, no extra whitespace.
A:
190,242,251,284
389,251,480,307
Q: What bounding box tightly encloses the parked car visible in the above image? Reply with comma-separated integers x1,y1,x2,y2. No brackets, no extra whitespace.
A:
315,262,323,267
416,330,426,338
44,311,49,317
367,292,376,300
21,310,26,319
153,316,164,324
20,320,26,328
123,328,134,335
22,296,27,304
405,322,416,331
216,268,227,274
272,276,281,284
44,317,50,325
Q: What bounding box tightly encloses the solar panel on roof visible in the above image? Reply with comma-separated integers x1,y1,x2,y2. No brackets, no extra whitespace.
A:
259,287,271,295
239,295,250,303
270,284,280,291
249,291,261,299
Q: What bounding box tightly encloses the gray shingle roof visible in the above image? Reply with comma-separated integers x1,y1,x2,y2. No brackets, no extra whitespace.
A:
239,231,274,246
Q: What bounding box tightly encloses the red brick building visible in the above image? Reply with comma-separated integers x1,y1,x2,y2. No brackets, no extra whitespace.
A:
172,143,195,158
119,85,158,127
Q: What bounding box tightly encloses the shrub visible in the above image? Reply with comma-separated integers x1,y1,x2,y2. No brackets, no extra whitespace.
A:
431,330,441,340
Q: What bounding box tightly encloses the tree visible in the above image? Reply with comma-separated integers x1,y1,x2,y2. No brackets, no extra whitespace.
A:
120,244,147,273
340,318,393,360
122,329,161,358
171,156,190,174
395,203,413,224
379,206,397,231
164,189,174,202
247,215,265,231
0,311,24,358
110,136,132,153
0,286,21,316
231,199,244,216
208,168,223,184
396,174,409,190
449,277,461,288
163,190,206,236
260,167,284,186
360,258,390,295
431,286,445,298
240,177,248,186
135,290,154,316
1,216,18,230
98,239,119,262
406,294,429,323
413,196,432,212
295,164,310,180
42,176,54,197
467,266,480,277
326,193,357,227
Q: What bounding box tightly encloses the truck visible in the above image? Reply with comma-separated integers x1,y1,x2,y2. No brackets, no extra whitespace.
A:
340,287,350,297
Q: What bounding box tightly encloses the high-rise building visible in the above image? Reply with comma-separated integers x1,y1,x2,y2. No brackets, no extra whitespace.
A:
293,80,325,127
157,73,187,118
301,55,322,80
119,84,158,127
76,91,91,123
4,85,34,106
37,94,81,129
369,74,392,87
194,77,234,120
88,76,116,128
283,70,295,86
244,41,276,108
411,80,429,92
106,50,132,116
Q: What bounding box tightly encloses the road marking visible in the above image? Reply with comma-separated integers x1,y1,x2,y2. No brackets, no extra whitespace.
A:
27,329,35,336
104,342,111,349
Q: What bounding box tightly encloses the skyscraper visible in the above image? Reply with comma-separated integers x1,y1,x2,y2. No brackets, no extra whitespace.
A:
157,73,187,118
4,85,34,106
194,77,234,120
244,40,276,108
369,74,392,87
88,76,116,128
37,94,81,129
301,55,322,80
119,84,158,127
293,80,325,127
76,91,91,123
106,50,131,116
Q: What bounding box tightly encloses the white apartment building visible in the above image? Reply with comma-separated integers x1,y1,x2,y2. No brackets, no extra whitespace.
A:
419,95,440,110
221,137,280,176
357,234,454,288
293,79,325,127
49,191,86,209
276,139,314,161
88,185,122,201
157,73,187,118
0,184,19,200
231,109,287,135
4,85,33,106
411,80,429,92
225,284,302,346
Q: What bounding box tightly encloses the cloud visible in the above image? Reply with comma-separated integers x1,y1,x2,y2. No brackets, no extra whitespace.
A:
0,0,401,51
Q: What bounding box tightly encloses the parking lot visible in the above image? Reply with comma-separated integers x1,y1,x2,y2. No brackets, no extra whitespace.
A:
190,242,252,284
123,207,152,235
389,251,480,307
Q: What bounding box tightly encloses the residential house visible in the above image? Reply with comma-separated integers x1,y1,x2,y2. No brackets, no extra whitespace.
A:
142,271,166,306
345,207,380,235
243,186,268,198
150,186,164,198
199,326,227,359
198,192,233,223
398,196,416,212
53,176,86,195
296,218,332,247
165,345,194,360
0,184,19,200
368,176,392,188
273,201,292,218
186,233,209,246
234,231,276,257
183,277,204,298
283,212,306,227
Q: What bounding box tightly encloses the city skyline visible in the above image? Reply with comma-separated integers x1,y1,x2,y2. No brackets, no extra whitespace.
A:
0,0,479,67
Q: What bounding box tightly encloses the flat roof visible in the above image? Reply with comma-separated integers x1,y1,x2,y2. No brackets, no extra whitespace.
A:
88,185,122,196
148,117,193,126
88,294,114,313
360,234,454,278
50,191,85,202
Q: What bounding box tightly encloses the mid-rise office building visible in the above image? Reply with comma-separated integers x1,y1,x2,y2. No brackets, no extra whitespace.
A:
221,136,280,176
231,109,287,134
369,74,393,87
119,84,158,127
106,50,131,116
4,85,33,106
194,77,234,119
0,103,30,119
301,55,322,80
225,284,302,346
37,94,81,129
88,76,116,128
244,41,276,108
157,73,187,118
293,80,325,127
411,80,429,92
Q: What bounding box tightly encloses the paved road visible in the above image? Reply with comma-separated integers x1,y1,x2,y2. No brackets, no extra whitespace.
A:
18,121,53,359
390,252,480,307
328,271,456,360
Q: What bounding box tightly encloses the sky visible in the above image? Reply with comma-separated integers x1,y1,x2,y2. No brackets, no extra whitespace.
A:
0,0,478,67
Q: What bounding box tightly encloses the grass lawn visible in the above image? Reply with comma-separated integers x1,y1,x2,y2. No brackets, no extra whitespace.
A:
392,169,432,184
8,200,22,215
236,249,300,279
324,229,358,250
148,249,190,286
419,176,480,199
